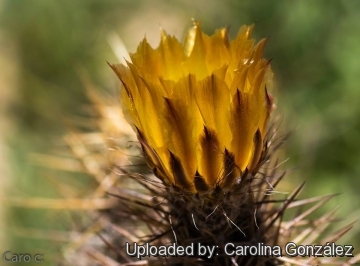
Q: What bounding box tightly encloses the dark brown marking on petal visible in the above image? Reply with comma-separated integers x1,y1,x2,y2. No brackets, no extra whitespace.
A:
265,86,273,111
119,78,133,100
249,128,263,173
220,148,237,188
169,151,190,189
152,167,169,185
135,127,154,164
134,126,144,141
235,88,242,106
135,127,171,184
164,97,179,122
194,170,209,192
199,126,221,186
134,126,151,161
107,62,119,76
108,63,134,101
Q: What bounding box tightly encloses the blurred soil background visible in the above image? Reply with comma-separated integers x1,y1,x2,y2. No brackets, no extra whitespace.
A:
0,0,360,265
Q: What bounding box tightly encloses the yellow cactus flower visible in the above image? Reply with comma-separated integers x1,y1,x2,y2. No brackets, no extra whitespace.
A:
110,22,274,193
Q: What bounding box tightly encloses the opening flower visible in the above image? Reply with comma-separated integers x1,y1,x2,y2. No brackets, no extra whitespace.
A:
110,22,274,193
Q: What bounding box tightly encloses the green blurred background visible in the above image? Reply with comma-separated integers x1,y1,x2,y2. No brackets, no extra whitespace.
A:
1,0,359,265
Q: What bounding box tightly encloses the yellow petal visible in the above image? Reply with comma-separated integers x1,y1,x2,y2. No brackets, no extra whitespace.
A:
197,127,223,187
183,22,209,79
130,38,161,77
195,73,231,149
205,29,230,73
158,29,185,80
164,97,197,188
229,89,259,171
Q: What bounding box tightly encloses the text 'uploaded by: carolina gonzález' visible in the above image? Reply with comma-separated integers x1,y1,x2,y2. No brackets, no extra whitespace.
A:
125,242,354,260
